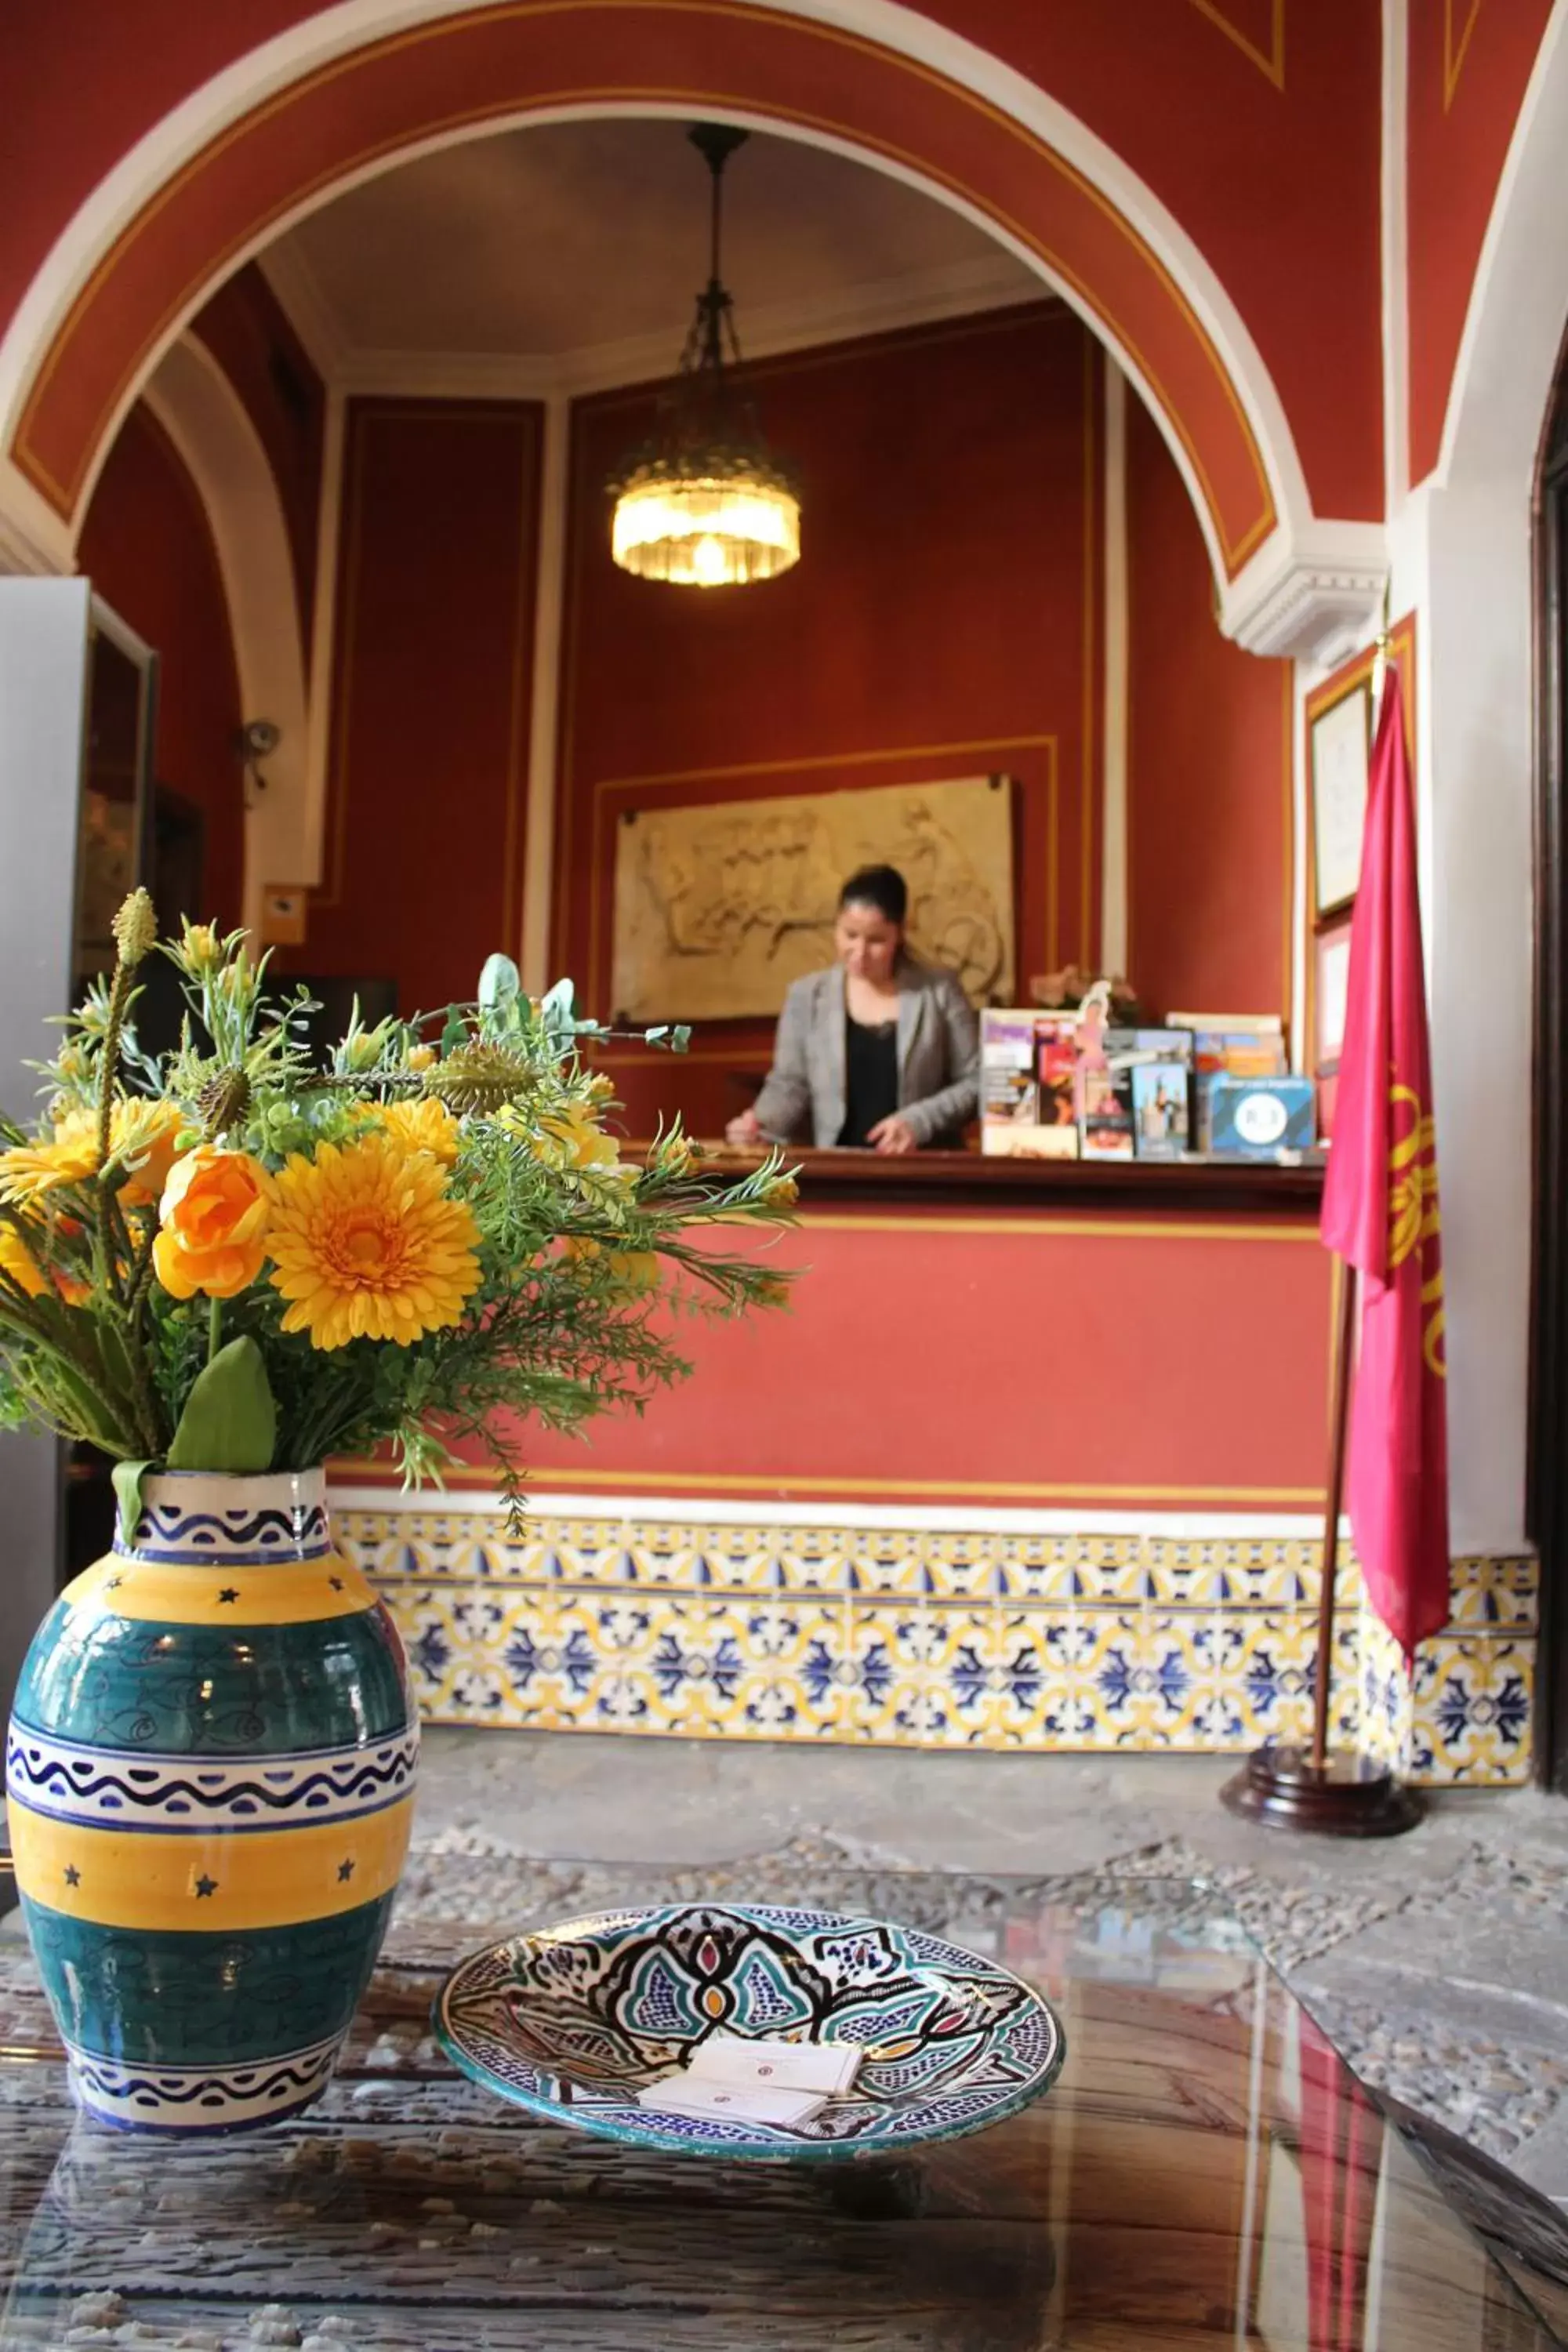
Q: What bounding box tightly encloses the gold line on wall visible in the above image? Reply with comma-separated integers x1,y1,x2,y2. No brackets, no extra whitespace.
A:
336,1457,1324,1504
1186,0,1287,89
1444,0,1484,108
1080,332,1098,964
804,1211,1317,1240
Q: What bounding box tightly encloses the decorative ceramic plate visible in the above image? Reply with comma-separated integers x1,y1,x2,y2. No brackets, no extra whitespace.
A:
433,1901,1066,2161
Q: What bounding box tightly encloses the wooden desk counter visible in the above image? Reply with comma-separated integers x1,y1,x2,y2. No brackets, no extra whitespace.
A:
678,1146,1325,1217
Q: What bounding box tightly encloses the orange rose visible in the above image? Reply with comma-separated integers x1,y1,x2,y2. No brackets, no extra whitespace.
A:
153,1149,272,1301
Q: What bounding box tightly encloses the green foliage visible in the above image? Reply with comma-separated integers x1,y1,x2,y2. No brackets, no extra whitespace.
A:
166,1335,278,1472
0,902,797,1497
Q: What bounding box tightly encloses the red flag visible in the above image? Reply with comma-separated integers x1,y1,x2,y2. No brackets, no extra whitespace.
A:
1319,666,1450,1660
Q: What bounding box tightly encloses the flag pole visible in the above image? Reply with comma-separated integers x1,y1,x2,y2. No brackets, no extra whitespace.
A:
1308,1254,1358,1774
1221,587,1424,1836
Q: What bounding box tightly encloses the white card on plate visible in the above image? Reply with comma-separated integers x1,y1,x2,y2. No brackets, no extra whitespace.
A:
685,2032,861,2095
637,2078,826,2128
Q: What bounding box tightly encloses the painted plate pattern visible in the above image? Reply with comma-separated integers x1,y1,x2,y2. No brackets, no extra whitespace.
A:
434,1902,1065,2161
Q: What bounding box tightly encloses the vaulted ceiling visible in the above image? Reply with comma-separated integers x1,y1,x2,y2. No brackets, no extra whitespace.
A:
262,118,1039,381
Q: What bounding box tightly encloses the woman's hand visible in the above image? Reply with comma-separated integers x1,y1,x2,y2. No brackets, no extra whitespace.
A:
725,1108,764,1148
868,1112,918,1156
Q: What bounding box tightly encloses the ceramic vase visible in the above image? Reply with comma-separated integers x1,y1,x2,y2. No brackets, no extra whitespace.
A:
4,1468,418,2132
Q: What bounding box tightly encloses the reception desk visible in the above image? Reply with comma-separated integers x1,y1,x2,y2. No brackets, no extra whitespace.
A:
332,1152,1534,1784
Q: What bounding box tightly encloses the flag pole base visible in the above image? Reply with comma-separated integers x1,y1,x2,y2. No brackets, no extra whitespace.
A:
1220,1744,1425,1838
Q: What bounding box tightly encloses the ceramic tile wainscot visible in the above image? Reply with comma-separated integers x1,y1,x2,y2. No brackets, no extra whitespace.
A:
330,1492,1537,1784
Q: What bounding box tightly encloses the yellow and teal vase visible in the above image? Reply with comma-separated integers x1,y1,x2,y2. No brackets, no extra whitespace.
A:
4,1469,418,2132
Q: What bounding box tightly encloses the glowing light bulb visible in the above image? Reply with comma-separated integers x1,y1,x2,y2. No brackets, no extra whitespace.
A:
692,535,728,587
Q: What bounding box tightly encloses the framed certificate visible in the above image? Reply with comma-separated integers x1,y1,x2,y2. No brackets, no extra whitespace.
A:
1314,916,1352,1072
1310,680,1372,918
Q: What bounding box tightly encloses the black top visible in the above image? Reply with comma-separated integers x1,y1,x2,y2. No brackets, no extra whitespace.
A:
837,1015,899,1148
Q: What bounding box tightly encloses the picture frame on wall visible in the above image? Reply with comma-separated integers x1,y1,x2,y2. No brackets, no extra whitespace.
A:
1314,915,1352,1073
1310,678,1372,918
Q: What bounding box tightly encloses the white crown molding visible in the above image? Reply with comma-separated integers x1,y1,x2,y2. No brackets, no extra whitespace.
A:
1220,521,1388,663
255,244,352,382
266,249,1042,403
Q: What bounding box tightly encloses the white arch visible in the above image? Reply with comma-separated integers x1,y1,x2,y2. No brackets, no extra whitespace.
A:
140,333,313,937
0,0,1378,652
1394,0,1568,1552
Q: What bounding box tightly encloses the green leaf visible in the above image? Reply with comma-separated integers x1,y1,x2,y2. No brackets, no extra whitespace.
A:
111,1458,152,1542
167,1336,278,1473
441,1007,468,1055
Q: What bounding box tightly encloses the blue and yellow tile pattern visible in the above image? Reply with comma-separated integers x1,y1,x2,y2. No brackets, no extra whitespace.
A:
336,1502,1536,1784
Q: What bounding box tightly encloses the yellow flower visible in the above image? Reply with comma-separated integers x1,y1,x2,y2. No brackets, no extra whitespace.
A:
114,1100,185,1206
759,1171,799,1210
561,1237,661,1295
153,1148,273,1300
0,1102,183,1208
531,1100,622,1174
0,1225,47,1298
376,1098,461,1166
0,1115,99,1204
406,1044,437,1073
754,1274,793,1308
179,920,223,975
267,1133,481,1351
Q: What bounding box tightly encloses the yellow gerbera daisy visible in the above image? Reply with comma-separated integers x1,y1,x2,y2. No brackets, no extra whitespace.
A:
267,1132,481,1351
0,1100,183,1207
374,1097,462,1166
0,1112,100,1204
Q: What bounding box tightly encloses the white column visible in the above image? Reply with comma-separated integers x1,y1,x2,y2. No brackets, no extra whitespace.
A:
1099,358,1130,977
519,394,570,993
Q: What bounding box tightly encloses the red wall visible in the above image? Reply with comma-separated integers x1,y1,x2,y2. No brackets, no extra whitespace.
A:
191,263,326,657
1407,0,1555,486
342,1207,1333,1511
1125,391,1291,1022
558,306,1102,1138
77,402,246,933
294,397,543,1021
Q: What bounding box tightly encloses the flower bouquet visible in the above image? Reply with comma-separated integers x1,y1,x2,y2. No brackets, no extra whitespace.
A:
0,891,796,2132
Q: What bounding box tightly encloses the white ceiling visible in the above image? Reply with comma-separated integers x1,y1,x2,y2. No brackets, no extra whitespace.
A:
261,118,1040,383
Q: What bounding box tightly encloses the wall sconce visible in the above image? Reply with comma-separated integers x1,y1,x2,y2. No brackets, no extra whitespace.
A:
237,718,280,804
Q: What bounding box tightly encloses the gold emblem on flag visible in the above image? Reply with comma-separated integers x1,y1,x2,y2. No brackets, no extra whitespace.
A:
1388,1082,1446,1377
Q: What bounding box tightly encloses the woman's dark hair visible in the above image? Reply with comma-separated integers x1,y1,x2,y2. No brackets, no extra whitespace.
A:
838,864,908,925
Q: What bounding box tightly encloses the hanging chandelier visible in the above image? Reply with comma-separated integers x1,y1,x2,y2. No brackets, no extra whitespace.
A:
608,124,801,589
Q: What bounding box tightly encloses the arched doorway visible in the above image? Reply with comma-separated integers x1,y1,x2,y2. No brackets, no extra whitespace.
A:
0,0,1341,647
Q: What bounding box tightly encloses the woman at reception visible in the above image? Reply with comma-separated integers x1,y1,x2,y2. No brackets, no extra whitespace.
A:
725,865,980,1155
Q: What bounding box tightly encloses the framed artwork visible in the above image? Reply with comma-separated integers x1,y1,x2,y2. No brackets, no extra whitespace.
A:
1309,679,1372,918
1313,915,1352,1073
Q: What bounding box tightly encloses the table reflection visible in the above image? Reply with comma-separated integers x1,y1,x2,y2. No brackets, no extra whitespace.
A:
0,1878,1556,2350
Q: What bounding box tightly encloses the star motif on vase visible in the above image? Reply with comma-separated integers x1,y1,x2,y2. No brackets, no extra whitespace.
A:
328,1576,345,1593
194,1875,218,1898
64,1864,80,1887
217,1588,239,1605
337,1859,355,1882
105,1575,123,1592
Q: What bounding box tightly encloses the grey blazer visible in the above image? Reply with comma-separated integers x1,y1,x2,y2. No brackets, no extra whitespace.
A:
752,957,980,1148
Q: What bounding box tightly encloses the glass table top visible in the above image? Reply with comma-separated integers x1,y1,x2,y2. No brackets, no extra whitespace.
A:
0,1873,1560,2351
